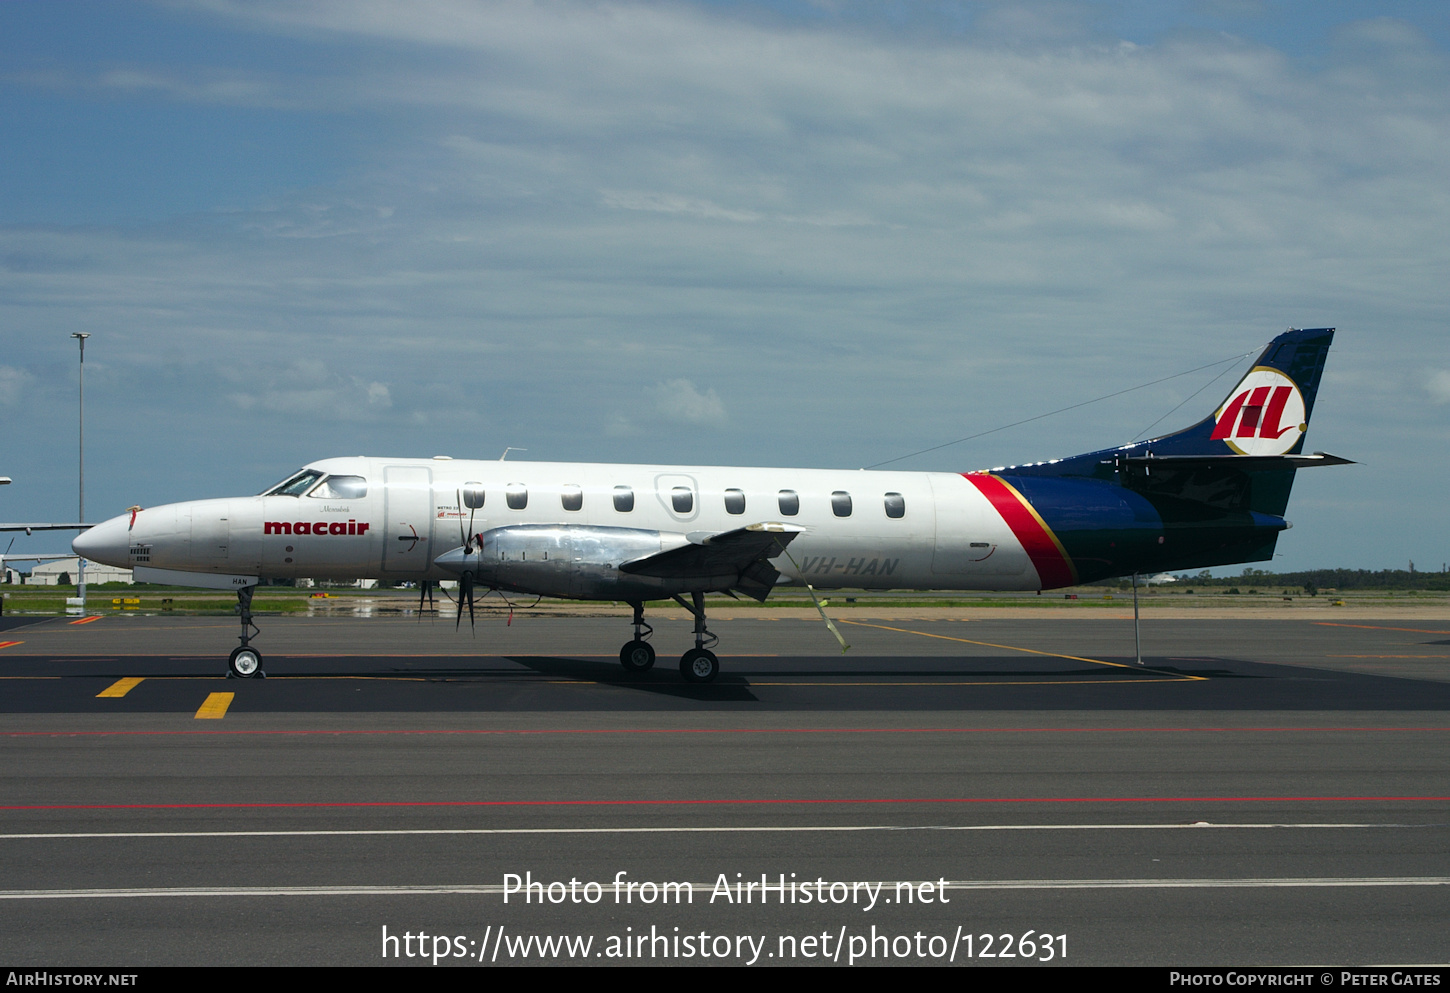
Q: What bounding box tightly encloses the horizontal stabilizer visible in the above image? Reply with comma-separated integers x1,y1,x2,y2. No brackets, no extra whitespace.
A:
1114,451,1355,471
620,522,804,601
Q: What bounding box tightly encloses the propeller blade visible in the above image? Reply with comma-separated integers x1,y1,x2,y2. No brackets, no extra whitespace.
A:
455,572,476,634
455,489,466,550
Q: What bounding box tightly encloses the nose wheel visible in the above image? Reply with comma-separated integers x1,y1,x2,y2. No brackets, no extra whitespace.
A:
229,645,264,678
227,585,265,679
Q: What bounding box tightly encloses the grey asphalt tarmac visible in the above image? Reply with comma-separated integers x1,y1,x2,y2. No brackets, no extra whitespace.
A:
1,610,1447,967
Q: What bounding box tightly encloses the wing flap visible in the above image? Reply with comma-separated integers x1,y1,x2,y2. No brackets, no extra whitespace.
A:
620,522,804,601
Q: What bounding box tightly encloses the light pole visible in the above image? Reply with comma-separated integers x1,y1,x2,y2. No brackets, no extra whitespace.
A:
71,333,89,611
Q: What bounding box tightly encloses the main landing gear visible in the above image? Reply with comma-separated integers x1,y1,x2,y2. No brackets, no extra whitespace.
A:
227,585,265,679
619,600,656,672
616,594,720,683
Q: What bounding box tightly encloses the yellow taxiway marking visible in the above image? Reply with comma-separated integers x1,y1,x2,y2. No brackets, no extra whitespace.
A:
0,641,22,650
837,619,1206,680
96,678,144,698
1316,623,1450,635
747,678,1190,687
194,693,234,719
1329,655,1450,659
68,616,102,626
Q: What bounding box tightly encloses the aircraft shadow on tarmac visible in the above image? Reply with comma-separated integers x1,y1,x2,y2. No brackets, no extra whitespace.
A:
344,655,1239,702
0,617,51,632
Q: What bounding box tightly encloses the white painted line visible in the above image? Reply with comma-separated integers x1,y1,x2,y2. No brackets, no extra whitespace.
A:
0,822,1418,841
1,877,1447,901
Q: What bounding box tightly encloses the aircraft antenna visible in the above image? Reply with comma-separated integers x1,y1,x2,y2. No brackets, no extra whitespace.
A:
1129,359,1245,443
862,346,1260,469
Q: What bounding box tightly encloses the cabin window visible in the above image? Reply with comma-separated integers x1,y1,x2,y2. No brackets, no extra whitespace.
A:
310,475,368,500
778,489,799,516
831,491,852,517
462,483,485,510
671,486,694,514
724,488,746,515
561,485,583,512
613,485,634,513
506,484,528,510
884,492,906,519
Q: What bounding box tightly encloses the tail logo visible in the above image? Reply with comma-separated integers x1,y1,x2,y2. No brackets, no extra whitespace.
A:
1211,366,1307,456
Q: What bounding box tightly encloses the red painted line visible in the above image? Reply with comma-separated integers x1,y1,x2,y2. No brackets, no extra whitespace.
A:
963,473,1077,588
0,641,22,650
1315,623,1450,635
3,795,1446,812
3,726,1445,739
68,616,102,626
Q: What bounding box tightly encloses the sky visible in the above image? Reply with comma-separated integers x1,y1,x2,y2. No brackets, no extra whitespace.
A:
2,0,1447,574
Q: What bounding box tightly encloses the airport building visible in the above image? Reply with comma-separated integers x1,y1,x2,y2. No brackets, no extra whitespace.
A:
19,557,134,585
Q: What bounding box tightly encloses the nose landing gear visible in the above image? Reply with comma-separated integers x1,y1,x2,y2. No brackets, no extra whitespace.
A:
227,585,265,679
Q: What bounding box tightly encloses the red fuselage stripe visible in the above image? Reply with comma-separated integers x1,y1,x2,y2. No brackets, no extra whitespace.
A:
963,473,1076,589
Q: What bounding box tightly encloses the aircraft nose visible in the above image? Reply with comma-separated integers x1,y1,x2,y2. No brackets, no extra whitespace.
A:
72,515,131,569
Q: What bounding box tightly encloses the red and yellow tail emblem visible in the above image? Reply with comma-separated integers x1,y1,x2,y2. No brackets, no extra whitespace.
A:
1211,367,1307,456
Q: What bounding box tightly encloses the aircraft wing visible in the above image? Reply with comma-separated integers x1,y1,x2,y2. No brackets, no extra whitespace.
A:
620,522,805,601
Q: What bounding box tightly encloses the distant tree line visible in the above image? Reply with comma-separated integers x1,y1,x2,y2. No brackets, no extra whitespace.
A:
1174,568,1450,592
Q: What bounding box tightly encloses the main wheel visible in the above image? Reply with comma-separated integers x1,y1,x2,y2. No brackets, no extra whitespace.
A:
679,648,719,683
620,640,656,672
228,646,263,679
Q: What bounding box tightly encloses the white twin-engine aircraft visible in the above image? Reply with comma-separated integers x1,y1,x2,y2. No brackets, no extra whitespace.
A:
73,328,1348,683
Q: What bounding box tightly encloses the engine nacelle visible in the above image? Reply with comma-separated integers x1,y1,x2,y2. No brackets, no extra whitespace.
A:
433,524,702,600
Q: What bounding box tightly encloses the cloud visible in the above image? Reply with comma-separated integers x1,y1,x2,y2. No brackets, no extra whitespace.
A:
1425,370,1450,405
228,367,396,419
1,1,1448,569
0,366,31,406
601,191,760,224
652,379,727,426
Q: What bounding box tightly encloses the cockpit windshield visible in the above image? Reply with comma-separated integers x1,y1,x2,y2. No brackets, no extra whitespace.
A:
309,475,368,499
262,470,323,497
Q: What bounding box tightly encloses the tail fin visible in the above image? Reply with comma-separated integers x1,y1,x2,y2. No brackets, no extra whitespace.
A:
1149,327,1334,457
987,328,1341,582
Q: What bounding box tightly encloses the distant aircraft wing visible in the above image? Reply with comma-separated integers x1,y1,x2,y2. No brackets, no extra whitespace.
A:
620,522,805,601
0,524,90,533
